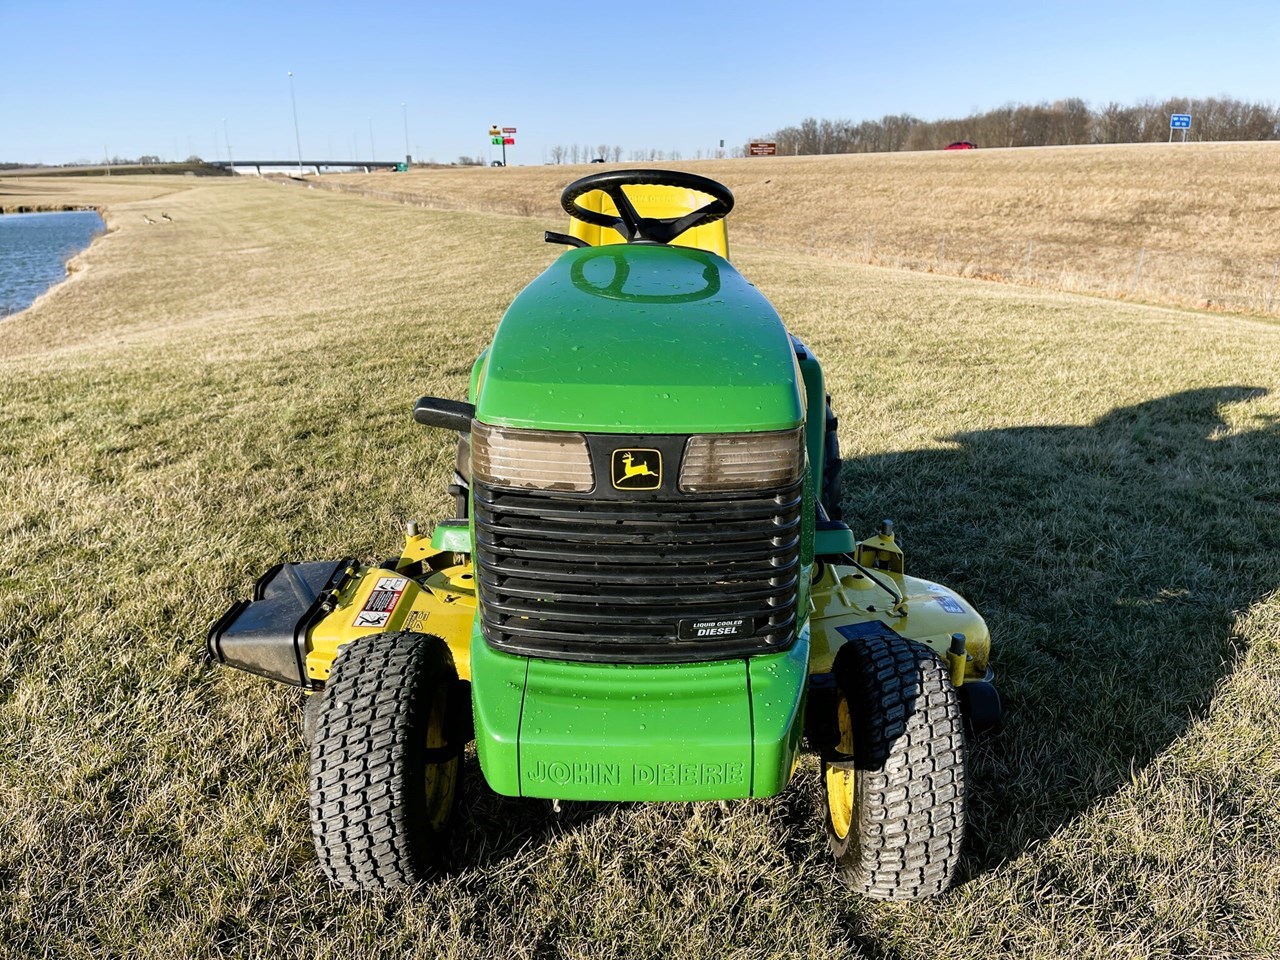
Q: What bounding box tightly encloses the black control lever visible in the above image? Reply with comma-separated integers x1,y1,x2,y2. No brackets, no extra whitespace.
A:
413,396,475,432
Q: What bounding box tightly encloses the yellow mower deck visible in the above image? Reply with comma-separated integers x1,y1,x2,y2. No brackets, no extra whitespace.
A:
304,529,477,684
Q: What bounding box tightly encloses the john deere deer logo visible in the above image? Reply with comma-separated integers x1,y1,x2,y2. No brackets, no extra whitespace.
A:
612,449,662,490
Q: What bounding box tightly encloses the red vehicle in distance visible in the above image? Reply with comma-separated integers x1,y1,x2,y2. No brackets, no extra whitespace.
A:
944,141,977,150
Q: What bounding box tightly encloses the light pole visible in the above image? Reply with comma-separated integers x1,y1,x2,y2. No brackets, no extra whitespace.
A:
288,71,303,176
402,102,410,165
224,118,233,175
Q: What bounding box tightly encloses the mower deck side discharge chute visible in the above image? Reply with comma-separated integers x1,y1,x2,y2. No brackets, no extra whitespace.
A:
209,534,480,690
472,627,809,801
207,560,353,686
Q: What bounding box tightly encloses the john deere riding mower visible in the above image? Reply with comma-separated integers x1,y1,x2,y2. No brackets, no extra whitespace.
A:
208,170,1000,900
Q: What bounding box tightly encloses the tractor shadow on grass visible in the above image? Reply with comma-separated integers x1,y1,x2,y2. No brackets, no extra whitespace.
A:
447,759,618,872
835,385,1280,877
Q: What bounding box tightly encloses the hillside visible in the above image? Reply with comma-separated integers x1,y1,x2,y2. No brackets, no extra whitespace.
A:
329,141,1280,316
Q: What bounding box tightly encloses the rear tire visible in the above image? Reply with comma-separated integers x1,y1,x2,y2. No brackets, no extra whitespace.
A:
309,631,464,890
821,633,966,900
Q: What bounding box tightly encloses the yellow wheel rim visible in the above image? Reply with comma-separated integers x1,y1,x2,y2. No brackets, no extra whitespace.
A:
824,698,855,840
423,691,459,831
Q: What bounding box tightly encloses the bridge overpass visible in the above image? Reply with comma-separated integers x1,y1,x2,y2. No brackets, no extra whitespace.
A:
208,159,405,176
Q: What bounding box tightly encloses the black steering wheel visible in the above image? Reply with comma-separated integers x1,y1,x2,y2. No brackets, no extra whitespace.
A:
561,169,734,245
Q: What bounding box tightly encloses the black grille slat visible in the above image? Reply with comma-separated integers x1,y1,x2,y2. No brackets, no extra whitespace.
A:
484,611,799,656
474,476,803,663
475,516,795,544
478,496,796,521
477,486,800,518
479,555,788,586
486,593,792,623
475,530,798,565
496,573,799,605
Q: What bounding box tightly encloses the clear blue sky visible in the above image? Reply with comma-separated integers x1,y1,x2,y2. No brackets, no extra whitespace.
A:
2,0,1276,165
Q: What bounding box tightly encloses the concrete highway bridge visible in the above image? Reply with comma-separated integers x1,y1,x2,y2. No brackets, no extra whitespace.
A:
208,159,404,176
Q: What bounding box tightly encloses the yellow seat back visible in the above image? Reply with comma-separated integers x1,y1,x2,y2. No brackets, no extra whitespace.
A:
568,184,730,259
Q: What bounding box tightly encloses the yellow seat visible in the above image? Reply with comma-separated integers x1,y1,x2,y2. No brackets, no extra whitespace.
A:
568,184,730,259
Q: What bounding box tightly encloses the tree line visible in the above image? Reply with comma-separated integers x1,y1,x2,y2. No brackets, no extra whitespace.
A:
751,96,1280,155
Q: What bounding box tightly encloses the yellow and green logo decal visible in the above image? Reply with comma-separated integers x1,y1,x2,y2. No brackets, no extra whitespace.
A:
611,448,661,490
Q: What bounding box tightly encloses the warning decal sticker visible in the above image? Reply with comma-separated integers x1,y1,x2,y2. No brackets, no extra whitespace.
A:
352,576,408,628
935,595,965,615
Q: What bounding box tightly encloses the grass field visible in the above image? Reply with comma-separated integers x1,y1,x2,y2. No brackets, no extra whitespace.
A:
330,142,1280,316
1,172,1279,959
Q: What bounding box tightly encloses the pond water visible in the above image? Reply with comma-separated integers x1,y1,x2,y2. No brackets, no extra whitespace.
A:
0,210,105,317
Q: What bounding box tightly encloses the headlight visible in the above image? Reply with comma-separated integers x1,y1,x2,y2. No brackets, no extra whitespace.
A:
471,421,594,492
679,427,804,493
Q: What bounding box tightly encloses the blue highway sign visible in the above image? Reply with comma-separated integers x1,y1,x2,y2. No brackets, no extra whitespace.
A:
1170,113,1192,129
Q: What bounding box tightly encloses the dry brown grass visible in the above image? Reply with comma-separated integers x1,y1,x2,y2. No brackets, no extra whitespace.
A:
1,174,1279,959
330,142,1280,314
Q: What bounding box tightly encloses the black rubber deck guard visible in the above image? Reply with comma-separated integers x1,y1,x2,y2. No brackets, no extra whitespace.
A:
207,559,354,687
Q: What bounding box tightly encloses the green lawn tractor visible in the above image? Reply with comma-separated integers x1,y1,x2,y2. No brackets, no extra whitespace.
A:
208,170,1000,900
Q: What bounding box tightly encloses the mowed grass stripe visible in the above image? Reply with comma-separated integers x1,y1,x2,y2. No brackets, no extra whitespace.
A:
0,177,1278,959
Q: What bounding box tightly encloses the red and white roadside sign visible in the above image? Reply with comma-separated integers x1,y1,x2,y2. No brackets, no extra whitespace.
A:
749,141,777,156
503,137,515,145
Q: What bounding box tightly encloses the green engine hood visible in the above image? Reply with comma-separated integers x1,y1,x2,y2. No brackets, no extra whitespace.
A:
474,244,803,433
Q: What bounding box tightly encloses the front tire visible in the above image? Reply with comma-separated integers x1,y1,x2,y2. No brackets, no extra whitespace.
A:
308,631,464,890
821,633,966,900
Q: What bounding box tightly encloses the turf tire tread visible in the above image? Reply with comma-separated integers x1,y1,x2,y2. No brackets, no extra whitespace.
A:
827,633,966,900
308,631,458,890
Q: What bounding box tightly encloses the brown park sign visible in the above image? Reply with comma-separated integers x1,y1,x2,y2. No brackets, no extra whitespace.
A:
749,141,777,156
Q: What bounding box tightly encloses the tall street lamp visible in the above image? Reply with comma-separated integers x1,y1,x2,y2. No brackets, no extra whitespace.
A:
224,118,233,175
402,102,411,165
288,71,303,176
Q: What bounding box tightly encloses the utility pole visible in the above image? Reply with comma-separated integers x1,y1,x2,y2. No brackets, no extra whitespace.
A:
402,102,411,165
288,71,303,176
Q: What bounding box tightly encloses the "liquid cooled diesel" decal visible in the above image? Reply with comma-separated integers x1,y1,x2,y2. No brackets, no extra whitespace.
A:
352,576,408,628
678,616,754,640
